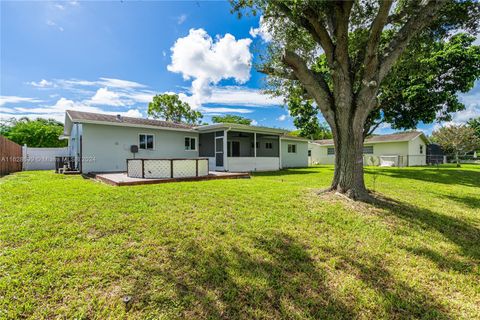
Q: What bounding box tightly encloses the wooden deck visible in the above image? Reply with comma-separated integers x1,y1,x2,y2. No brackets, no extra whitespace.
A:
93,171,250,186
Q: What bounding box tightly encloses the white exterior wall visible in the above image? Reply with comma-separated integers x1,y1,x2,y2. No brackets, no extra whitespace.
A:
308,143,324,165
281,140,309,168
227,157,280,172
309,143,334,165
81,123,199,173
407,136,427,166
309,140,428,167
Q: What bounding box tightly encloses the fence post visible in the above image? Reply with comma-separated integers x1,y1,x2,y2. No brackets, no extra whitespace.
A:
22,144,27,171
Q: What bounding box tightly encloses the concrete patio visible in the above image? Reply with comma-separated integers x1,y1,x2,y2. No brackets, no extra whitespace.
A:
93,171,250,186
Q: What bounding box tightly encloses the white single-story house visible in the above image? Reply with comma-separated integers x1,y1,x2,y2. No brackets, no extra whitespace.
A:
63,110,309,174
308,131,430,167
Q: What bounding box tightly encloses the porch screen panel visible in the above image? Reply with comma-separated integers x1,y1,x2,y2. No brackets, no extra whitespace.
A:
215,153,224,166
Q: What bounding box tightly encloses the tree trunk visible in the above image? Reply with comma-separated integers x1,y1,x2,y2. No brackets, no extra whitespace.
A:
330,117,370,201
455,152,460,168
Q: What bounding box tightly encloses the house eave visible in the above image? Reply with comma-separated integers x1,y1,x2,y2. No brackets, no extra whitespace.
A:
71,119,198,133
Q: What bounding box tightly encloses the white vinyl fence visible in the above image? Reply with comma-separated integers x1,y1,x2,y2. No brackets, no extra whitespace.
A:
22,145,69,171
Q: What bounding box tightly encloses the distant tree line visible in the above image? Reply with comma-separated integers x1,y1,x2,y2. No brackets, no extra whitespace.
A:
0,117,67,147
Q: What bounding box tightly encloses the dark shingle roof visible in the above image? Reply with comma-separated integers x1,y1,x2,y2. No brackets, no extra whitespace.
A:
281,134,309,141
313,131,425,145
66,110,194,130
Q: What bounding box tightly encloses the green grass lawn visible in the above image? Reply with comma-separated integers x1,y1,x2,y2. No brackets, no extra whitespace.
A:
0,165,479,319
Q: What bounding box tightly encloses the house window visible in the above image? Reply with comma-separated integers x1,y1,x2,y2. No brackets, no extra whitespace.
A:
139,134,154,150
363,146,374,154
308,150,312,156
265,142,273,149
327,147,335,155
251,142,259,148
420,145,423,154
185,137,196,151
287,144,297,153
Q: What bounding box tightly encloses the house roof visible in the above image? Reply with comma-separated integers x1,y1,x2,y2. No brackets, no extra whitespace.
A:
281,134,309,141
312,131,429,146
196,122,288,134
63,110,297,137
65,110,195,131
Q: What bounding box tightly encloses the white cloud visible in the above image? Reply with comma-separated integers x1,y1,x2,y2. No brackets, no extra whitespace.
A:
277,114,288,121
88,88,125,106
200,107,253,114
205,86,283,107
0,96,41,106
249,16,272,42
54,3,65,10
46,20,64,32
451,103,480,123
30,79,54,88
177,14,187,25
1,97,144,123
125,91,155,103
97,77,146,89
168,28,252,107
56,79,98,88
251,119,258,126
50,77,146,89
123,109,143,118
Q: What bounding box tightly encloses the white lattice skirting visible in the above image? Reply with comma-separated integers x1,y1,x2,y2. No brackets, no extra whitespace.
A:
127,159,209,179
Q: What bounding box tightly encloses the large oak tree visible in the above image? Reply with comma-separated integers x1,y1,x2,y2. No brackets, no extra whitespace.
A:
231,0,480,200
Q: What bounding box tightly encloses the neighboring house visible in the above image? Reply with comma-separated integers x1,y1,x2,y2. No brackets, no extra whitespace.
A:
309,131,430,167
63,110,309,173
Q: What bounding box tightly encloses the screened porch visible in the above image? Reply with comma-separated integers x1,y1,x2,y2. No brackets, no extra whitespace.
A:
198,130,281,172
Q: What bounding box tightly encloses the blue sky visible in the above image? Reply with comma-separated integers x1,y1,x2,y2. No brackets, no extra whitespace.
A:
1,1,478,134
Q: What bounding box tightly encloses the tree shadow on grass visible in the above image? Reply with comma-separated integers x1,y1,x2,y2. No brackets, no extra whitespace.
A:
369,195,480,262
442,194,480,210
403,246,476,274
128,232,454,319
369,167,480,188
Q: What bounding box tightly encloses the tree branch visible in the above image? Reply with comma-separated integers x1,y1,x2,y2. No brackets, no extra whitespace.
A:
379,0,446,81
354,1,393,119
332,1,354,75
362,0,394,79
258,66,297,80
304,7,334,65
366,120,383,137
281,50,335,125
386,2,421,25
272,2,334,66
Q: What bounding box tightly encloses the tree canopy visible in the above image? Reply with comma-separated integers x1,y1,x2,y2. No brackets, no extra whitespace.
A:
467,117,480,139
432,124,480,167
211,115,253,125
0,118,67,147
148,94,203,124
231,0,480,200
287,86,333,139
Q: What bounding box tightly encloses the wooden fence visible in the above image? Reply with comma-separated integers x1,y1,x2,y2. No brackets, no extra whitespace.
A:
0,135,22,176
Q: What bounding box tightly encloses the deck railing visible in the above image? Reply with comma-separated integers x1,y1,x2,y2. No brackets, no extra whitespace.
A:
127,158,209,179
